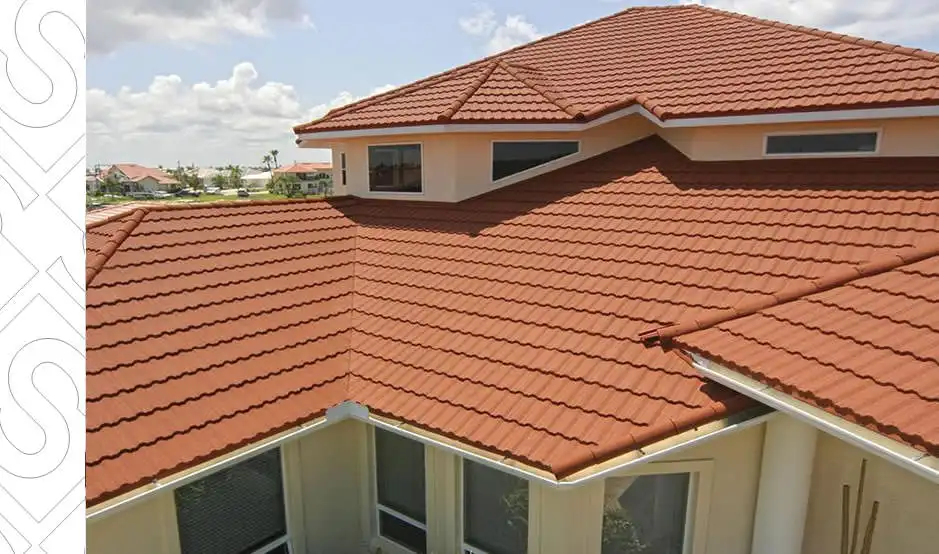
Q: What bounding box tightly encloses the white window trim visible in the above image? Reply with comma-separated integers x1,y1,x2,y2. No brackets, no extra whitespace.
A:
489,139,582,185
458,456,533,554
601,459,714,554
366,142,425,196
172,446,294,554
369,426,430,554
761,128,882,158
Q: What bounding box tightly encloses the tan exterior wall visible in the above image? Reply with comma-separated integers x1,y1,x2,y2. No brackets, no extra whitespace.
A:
294,419,370,554
666,117,939,160
325,114,656,203
801,434,939,554
87,491,180,554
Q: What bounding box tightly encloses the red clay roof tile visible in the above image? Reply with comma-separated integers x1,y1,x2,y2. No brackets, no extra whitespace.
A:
295,6,939,134
87,137,939,507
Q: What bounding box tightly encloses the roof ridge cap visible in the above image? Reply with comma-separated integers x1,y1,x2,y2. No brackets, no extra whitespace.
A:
438,60,502,121
691,5,939,64
86,208,149,287
498,60,587,119
639,239,939,346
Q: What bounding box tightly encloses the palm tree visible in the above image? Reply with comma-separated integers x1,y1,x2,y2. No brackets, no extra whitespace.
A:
269,149,279,169
228,165,244,189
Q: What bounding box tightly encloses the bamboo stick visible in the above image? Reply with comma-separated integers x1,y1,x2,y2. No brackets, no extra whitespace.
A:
850,458,868,554
841,484,851,554
859,500,880,554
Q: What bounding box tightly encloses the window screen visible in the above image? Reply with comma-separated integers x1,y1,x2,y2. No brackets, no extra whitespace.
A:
368,144,422,193
492,141,579,181
463,460,529,554
174,448,287,554
375,428,427,552
765,132,877,155
601,473,690,554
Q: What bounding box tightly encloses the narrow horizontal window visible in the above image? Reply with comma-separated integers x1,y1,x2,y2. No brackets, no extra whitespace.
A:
765,132,877,155
174,448,288,554
492,141,579,181
463,460,529,554
368,144,422,193
602,473,691,554
375,428,427,553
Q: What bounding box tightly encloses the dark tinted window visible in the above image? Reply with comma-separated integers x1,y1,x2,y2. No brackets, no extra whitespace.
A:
174,449,286,554
765,132,877,154
375,428,427,552
368,144,422,192
463,460,528,554
602,473,690,554
492,141,579,181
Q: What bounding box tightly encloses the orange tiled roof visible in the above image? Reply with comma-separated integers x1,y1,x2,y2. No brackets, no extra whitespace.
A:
294,5,939,135
654,244,939,458
275,162,332,173
108,164,178,185
86,137,939,507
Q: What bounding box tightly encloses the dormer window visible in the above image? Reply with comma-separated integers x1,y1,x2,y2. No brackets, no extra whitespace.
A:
492,141,579,181
368,144,422,193
764,131,878,156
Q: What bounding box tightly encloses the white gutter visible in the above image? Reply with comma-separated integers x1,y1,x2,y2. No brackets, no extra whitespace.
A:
689,352,939,485
88,400,774,521
296,104,939,142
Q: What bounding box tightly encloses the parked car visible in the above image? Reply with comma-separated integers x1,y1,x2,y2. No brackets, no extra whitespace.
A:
204,186,221,194
237,189,250,198
153,191,173,199
127,191,155,199
175,189,201,197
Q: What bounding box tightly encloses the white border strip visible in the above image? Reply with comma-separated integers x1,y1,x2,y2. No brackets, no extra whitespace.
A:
296,104,939,142
689,353,939,484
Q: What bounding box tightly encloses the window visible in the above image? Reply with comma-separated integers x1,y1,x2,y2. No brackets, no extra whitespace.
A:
602,473,690,554
492,141,579,181
462,460,528,554
368,144,422,193
374,428,427,553
174,448,289,554
340,153,347,186
764,131,878,155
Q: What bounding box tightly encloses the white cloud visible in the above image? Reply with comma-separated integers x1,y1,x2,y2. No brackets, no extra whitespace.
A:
87,62,394,167
88,0,314,55
684,0,939,45
459,4,543,54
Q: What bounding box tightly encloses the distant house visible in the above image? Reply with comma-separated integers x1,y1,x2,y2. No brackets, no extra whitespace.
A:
105,164,178,195
86,170,103,194
274,162,334,194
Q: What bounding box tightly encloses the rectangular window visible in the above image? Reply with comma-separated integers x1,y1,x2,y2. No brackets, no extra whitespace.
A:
174,448,289,554
463,460,528,554
602,473,690,554
492,141,579,181
375,428,427,553
764,132,878,155
368,144,422,193
340,152,347,186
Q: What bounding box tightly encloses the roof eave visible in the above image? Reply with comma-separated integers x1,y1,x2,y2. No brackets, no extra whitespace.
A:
685,351,939,485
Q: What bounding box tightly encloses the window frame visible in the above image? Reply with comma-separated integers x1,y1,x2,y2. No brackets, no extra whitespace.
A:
369,426,430,554
458,457,533,554
490,139,582,184
172,445,294,554
366,142,425,195
761,128,881,158
600,460,713,554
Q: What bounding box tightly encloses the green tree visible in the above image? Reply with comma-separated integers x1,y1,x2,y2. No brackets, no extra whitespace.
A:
101,172,123,195
280,173,302,197
211,173,227,189
269,149,279,169
228,165,244,189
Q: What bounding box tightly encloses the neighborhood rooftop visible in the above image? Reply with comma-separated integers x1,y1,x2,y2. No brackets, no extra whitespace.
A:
85,136,939,506
294,4,939,135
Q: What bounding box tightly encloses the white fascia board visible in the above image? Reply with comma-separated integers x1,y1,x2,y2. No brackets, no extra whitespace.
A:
688,352,939,485
296,104,939,143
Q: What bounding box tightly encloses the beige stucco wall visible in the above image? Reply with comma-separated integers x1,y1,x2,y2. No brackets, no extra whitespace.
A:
801,434,939,554
310,115,939,203
87,491,181,554
665,117,939,160
325,114,656,203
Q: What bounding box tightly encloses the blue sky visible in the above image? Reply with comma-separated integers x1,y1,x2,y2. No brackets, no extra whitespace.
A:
86,0,939,168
